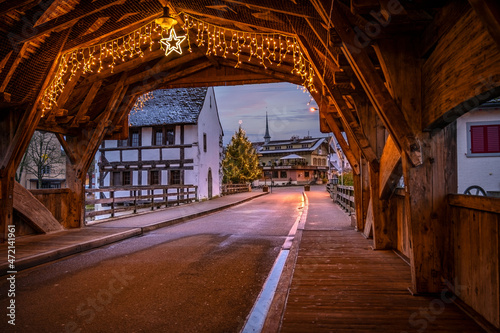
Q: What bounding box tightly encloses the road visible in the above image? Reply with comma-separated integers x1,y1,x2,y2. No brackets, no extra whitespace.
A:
1,187,305,333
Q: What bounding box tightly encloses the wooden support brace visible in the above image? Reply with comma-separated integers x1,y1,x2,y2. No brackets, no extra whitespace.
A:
322,112,360,175
379,135,402,200
331,2,422,167
70,80,102,128
0,43,29,93
55,133,77,165
328,88,380,172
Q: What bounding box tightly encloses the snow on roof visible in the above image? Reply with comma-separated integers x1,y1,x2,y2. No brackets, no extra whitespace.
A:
129,87,208,127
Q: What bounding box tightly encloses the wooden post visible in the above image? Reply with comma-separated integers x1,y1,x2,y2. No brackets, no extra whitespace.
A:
133,190,137,213
404,123,457,294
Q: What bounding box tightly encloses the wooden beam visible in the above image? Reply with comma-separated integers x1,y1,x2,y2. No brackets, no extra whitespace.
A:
45,69,83,123
448,194,500,214
70,80,102,127
124,52,204,86
379,135,402,200
404,124,457,294
136,61,213,92
75,75,127,176
0,50,13,74
0,43,29,93
322,112,360,175
0,28,71,241
305,17,341,69
468,0,500,49
331,2,422,167
15,0,127,44
328,88,380,172
55,133,77,165
81,48,167,86
0,0,42,17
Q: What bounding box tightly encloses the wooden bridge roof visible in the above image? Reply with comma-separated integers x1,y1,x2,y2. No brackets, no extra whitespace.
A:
1,1,497,149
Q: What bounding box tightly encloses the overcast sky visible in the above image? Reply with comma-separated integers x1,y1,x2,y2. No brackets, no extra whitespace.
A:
214,83,326,145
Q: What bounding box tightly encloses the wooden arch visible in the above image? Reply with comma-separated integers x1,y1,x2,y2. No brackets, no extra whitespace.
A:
0,0,500,327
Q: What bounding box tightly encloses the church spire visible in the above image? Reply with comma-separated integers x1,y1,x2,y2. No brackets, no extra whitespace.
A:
264,112,271,144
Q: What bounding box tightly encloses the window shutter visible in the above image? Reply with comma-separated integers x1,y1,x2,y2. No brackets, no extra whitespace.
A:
486,125,500,153
470,126,485,153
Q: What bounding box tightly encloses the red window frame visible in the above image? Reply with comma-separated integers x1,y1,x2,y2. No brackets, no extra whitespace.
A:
470,124,500,154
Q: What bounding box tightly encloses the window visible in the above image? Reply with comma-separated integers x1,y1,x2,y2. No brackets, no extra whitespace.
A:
166,128,175,145
117,139,127,147
170,170,181,185
150,170,160,185
313,158,317,165
305,171,310,178
302,144,309,148
468,123,500,156
41,165,51,174
280,171,287,178
154,129,163,146
203,133,207,152
112,172,121,186
272,171,279,178
274,146,281,150
122,171,131,186
130,130,140,147
286,145,293,149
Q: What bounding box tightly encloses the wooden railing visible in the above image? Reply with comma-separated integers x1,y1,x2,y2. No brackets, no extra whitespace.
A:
85,185,197,220
221,184,250,195
331,185,355,215
447,194,500,329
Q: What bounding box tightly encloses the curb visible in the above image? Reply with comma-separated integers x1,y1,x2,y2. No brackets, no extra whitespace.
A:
1,192,269,275
1,228,142,274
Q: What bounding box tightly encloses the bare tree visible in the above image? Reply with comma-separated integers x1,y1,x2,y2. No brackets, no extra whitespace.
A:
17,131,66,189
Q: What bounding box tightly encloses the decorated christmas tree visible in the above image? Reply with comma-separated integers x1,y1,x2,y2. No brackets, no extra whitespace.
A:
222,127,261,184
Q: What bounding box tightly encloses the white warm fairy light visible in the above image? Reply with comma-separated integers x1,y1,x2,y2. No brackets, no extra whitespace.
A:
180,13,316,93
131,91,154,115
159,28,186,56
41,13,316,116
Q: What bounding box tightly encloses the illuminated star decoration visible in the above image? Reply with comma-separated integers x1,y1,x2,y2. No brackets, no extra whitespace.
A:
160,28,186,56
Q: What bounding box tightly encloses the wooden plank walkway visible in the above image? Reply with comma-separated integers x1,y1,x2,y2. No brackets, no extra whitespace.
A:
277,189,485,333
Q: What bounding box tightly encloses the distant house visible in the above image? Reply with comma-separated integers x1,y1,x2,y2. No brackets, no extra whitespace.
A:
457,98,500,196
253,115,329,185
96,87,223,200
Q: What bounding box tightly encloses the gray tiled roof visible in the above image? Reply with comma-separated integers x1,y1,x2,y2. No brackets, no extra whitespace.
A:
129,87,208,127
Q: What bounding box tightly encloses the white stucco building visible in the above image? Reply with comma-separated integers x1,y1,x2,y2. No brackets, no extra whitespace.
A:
96,87,223,200
456,98,500,196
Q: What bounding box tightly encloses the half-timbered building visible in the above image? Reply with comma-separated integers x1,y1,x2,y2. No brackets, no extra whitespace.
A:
96,87,223,200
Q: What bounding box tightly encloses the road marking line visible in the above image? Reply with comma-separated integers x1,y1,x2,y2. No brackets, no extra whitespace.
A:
241,192,309,333
241,250,289,333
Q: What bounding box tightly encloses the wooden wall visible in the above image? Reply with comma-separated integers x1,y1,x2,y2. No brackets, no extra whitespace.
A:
392,189,410,259
422,7,500,129
449,194,500,328
29,189,71,227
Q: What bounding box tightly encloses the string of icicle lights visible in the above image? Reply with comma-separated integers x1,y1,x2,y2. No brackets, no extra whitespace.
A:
41,13,316,115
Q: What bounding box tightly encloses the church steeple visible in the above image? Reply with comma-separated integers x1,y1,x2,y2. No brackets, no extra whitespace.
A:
264,112,271,144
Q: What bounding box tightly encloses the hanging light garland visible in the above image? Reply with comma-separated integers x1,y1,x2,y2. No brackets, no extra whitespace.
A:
130,91,154,115
179,13,316,93
41,13,316,115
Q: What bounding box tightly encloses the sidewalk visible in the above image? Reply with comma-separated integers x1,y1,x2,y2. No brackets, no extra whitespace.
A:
263,188,484,333
1,191,267,275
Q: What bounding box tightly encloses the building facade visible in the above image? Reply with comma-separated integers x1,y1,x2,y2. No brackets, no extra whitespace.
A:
253,114,330,186
456,98,500,196
17,130,67,189
96,87,223,200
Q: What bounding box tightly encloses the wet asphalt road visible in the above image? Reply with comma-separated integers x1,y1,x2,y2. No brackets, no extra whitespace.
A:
1,187,304,333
